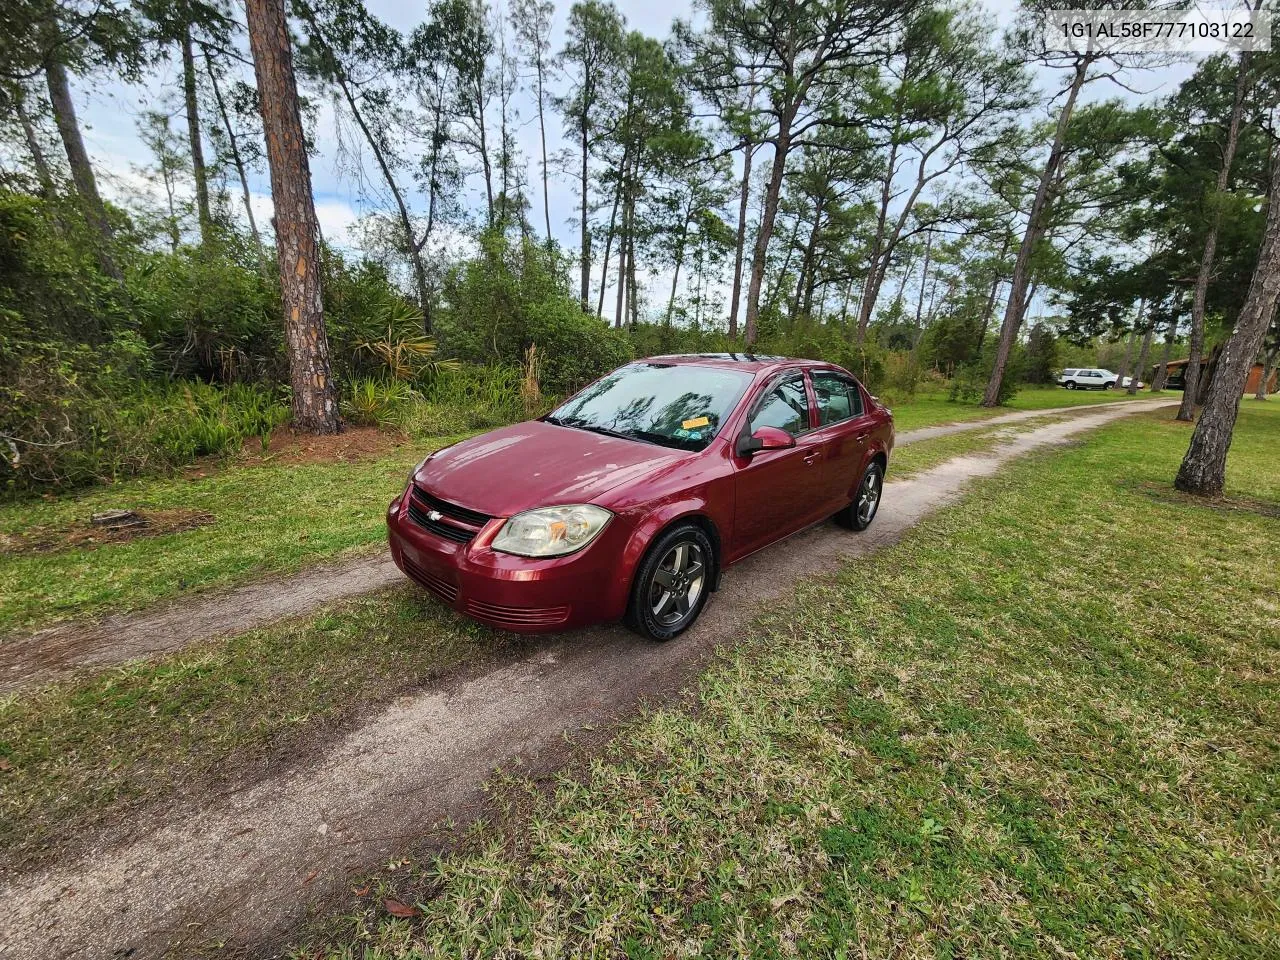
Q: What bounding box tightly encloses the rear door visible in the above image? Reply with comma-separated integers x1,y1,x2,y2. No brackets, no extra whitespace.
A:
730,372,828,558
809,369,871,511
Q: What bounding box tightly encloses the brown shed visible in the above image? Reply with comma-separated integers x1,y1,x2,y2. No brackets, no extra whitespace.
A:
1153,357,1277,395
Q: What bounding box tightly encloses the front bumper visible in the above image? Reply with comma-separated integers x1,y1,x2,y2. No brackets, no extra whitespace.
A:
386,487,634,633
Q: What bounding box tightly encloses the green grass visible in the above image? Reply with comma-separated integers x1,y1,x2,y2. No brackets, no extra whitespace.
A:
0,586,515,867
1004,384,1154,411
889,414,1067,479
295,402,1280,958
885,382,1141,432
0,439,458,634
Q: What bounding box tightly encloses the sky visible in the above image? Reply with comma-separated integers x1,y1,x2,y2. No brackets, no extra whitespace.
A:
45,0,1201,317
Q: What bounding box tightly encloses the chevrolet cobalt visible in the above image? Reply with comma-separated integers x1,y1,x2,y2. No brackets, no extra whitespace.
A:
387,354,894,640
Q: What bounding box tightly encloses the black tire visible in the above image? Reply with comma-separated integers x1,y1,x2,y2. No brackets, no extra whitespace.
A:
1104,380,1116,390
835,460,884,532
625,523,715,642
1065,380,1077,390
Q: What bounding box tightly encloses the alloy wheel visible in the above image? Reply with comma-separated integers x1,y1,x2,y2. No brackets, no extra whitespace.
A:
649,541,706,627
857,468,881,526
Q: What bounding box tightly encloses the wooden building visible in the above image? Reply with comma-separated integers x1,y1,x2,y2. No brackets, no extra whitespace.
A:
1153,358,1277,395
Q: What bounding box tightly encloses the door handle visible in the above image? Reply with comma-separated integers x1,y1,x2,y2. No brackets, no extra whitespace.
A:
855,432,869,443
803,451,821,465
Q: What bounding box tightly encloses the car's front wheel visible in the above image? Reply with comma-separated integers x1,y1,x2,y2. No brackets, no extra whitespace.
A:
626,523,714,641
1064,380,1077,390
836,460,883,532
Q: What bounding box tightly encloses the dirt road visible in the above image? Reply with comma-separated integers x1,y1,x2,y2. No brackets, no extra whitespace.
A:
0,400,1175,959
0,396,1170,694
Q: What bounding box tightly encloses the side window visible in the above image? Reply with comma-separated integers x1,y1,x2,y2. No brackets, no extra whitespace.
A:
811,371,863,426
749,376,811,436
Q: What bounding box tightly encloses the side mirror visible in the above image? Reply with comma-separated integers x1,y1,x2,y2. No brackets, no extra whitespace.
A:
738,425,796,456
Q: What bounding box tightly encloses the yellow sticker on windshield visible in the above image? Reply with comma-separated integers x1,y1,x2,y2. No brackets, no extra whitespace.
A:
681,416,710,430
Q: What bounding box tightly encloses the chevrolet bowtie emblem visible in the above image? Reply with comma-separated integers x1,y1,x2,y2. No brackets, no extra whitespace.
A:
427,510,443,522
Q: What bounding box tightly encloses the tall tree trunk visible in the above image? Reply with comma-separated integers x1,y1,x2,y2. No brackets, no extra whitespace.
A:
982,57,1091,407
1179,51,1252,421
728,139,754,340
595,143,628,317
181,26,213,246
613,188,628,328
203,51,262,247
535,54,552,244
1152,314,1178,390
856,131,900,344
914,231,934,322
794,198,823,320
1114,326,1138,391
15,89,57,196
45,59,121,280
763,217,801,319
1255,346,1277,399
743,110,797,346
1175,152,1280,496
1129,312,1154,395
578,99,591,311
627,215,638,331
665,215,688,325
974,235,1012,361
246,0,339,434
1196,343,1223,405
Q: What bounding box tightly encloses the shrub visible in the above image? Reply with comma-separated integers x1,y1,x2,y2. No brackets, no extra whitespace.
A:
0,337,289,494
434,231,633,396
128,238,281,383
949,352,1021,405
340,378,421,428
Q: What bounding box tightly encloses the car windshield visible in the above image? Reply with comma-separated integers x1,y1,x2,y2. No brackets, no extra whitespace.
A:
545,362,753,452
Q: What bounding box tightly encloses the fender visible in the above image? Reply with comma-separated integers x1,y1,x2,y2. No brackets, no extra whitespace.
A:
840,435,892,503
618,496,726,601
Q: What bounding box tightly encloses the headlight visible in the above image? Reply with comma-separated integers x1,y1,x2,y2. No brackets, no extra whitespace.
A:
491,504,612,558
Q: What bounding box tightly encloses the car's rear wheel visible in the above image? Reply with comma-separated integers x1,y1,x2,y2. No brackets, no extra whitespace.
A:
1065,380,1077,390
626,523,714,642
836,460,883,532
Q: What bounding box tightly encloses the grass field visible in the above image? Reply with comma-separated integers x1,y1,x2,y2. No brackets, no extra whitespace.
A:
0,385,1163,635
886,382,1148,432
0,443,430,634
294,402,1279,958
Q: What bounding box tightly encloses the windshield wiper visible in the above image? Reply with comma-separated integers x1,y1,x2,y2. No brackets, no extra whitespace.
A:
629,429,702,451
548,416,684,449
575,423,640,442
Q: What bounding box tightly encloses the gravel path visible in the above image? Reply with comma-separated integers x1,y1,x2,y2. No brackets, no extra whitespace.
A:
0,400,1175,959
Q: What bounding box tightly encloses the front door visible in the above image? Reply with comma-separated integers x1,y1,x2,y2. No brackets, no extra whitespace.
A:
731,373,828,559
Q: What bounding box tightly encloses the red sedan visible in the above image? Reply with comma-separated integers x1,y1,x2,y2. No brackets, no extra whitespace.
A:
387,354,894,640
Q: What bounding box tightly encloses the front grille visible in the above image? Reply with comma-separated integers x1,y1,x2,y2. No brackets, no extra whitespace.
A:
464,598,570,628
413,487,492,526
402,554,458,604
407,486,492,543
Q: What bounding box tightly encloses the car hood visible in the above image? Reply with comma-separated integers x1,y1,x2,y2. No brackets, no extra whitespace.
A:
413,420,684,518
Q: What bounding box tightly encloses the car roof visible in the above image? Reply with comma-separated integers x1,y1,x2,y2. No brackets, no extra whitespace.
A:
644,353,839,377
